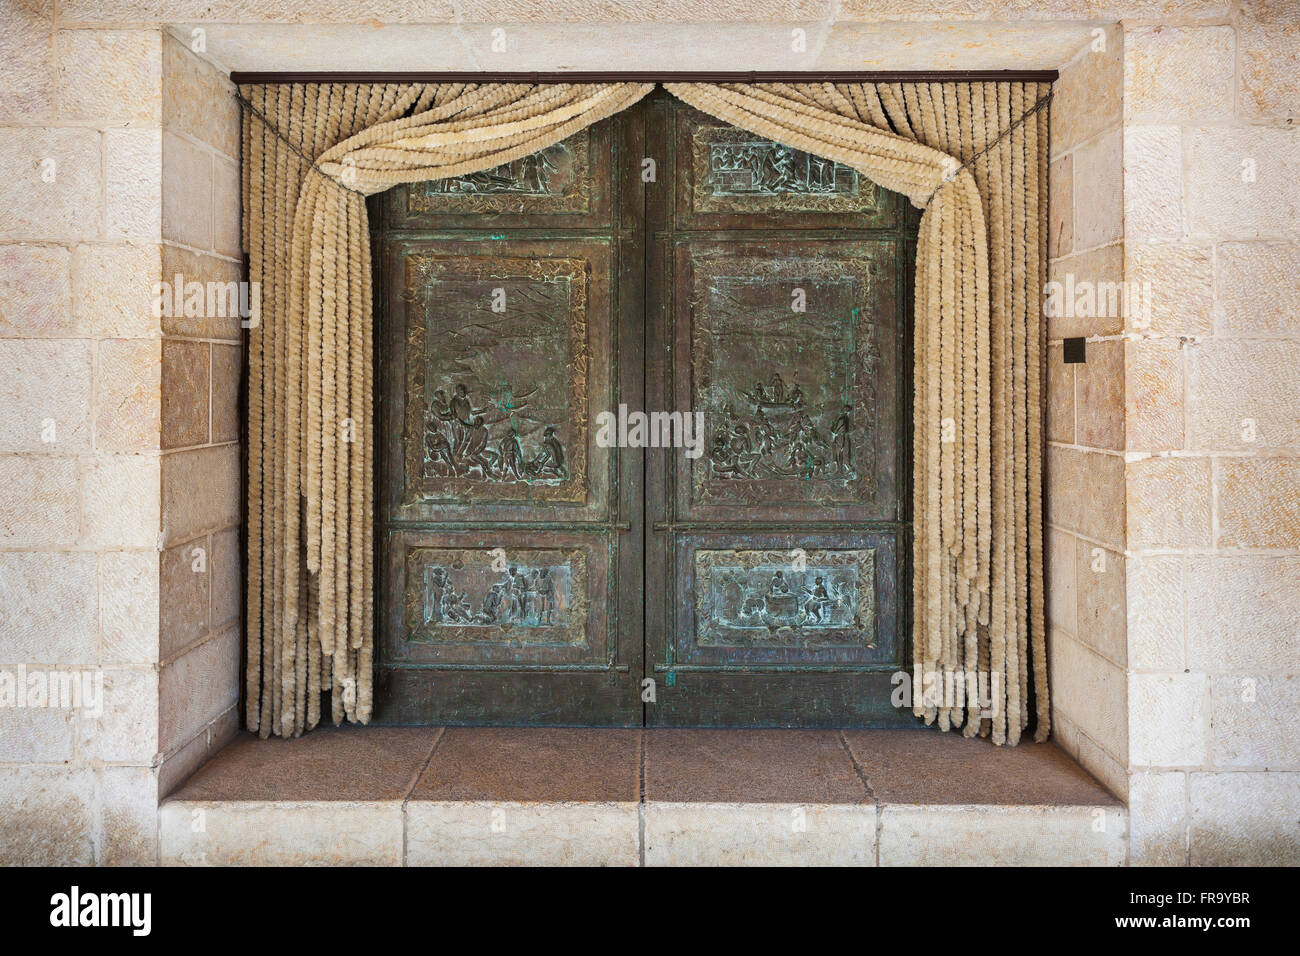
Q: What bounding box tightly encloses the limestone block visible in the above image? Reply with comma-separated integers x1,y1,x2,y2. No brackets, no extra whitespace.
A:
1071,125,1123,251
1188,341,1300,451
161,131,212,250
1126,455,1211,549
1123,125,1183,242
1238,18,1300,121
1075,538,1125,667
1212,676,1300,768
1129,672,1207,768
158,626,238,752
80,454,160,549
1046,241,1124,338
1048,630,1128,763
409,801,639,866
96,338,162,451
79,667,160,764
1077,448,1125,550
105,128,163,240
0,766,95,865
1216,241,1300,336
1123,26,1234,122
1049,153,1073,258
99,765,160,866
0,551,98,665
211,344,241,443
212,156,241,258
1185,126,1300,240
161,339,209,449
1123,241,1213,336
159,243,242,340
162,32,239,158
1051,24,1123,154
0,127,103,241
0,339,92,453
160,537,209,660
54,28,162,125
1125,339,1183,452
160,800,403,866
0,457,78,547
160,443,240,545
1046,344,1074,444
0,3,55,121
1125,554,1185,671
1046,527,1077,635
1074,337,1123,451
210,526,241,631
1127,771,1187,866
1187,555,1300,671
0,245,71,336
0,707,76,763
644,802,875,866
1190,772,1300,865
878,804,1126,866
73,241,161,338
1217,458,1300,549
100,550,160,665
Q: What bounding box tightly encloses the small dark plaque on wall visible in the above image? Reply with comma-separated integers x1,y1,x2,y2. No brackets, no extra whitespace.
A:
1063,337,1086,364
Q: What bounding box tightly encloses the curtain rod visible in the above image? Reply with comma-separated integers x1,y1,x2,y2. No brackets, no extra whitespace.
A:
231,70,1059,85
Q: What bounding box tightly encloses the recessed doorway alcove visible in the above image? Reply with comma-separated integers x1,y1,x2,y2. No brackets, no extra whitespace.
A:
150,18,1149,866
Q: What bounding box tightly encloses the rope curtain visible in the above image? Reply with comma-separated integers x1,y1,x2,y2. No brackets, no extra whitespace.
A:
242,83,653,738
241,80,1049,744
664,82,1050,744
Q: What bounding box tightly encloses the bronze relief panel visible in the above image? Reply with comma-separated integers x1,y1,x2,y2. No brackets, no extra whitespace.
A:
383,530,613,668
382,237,614,524
402,254,588,506
693,547,875,649
674,242,900,522
385,124,612,230
675,107,899,230
404,547,588,646
670,531,899,669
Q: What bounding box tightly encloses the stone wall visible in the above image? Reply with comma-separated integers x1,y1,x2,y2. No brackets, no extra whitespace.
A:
0,11,241,864
1119,4,1300,866
1045,23,1131,802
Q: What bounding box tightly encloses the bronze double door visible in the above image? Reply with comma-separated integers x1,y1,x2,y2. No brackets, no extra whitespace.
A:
373,90,918,728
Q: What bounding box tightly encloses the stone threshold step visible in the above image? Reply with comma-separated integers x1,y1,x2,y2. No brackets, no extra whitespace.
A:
160,726,1127,866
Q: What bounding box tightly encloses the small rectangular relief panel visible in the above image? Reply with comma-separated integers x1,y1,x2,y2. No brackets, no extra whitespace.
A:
675,108,898,229
694,548,875,649
667,532,901,670
385,124,613,229
674,243,901,521
383,532,614,668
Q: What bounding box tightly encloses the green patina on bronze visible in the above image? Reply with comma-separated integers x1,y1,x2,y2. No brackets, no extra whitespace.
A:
371,91,919,727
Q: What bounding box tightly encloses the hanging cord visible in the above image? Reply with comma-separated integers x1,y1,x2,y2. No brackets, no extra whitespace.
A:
235,90,371,196
923,88,1052,207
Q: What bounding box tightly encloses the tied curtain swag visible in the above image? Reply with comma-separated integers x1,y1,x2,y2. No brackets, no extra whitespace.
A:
241,80,1050,744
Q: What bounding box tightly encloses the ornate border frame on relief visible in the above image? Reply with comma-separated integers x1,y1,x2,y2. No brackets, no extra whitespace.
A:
401,253,590,507
693,547,877,650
